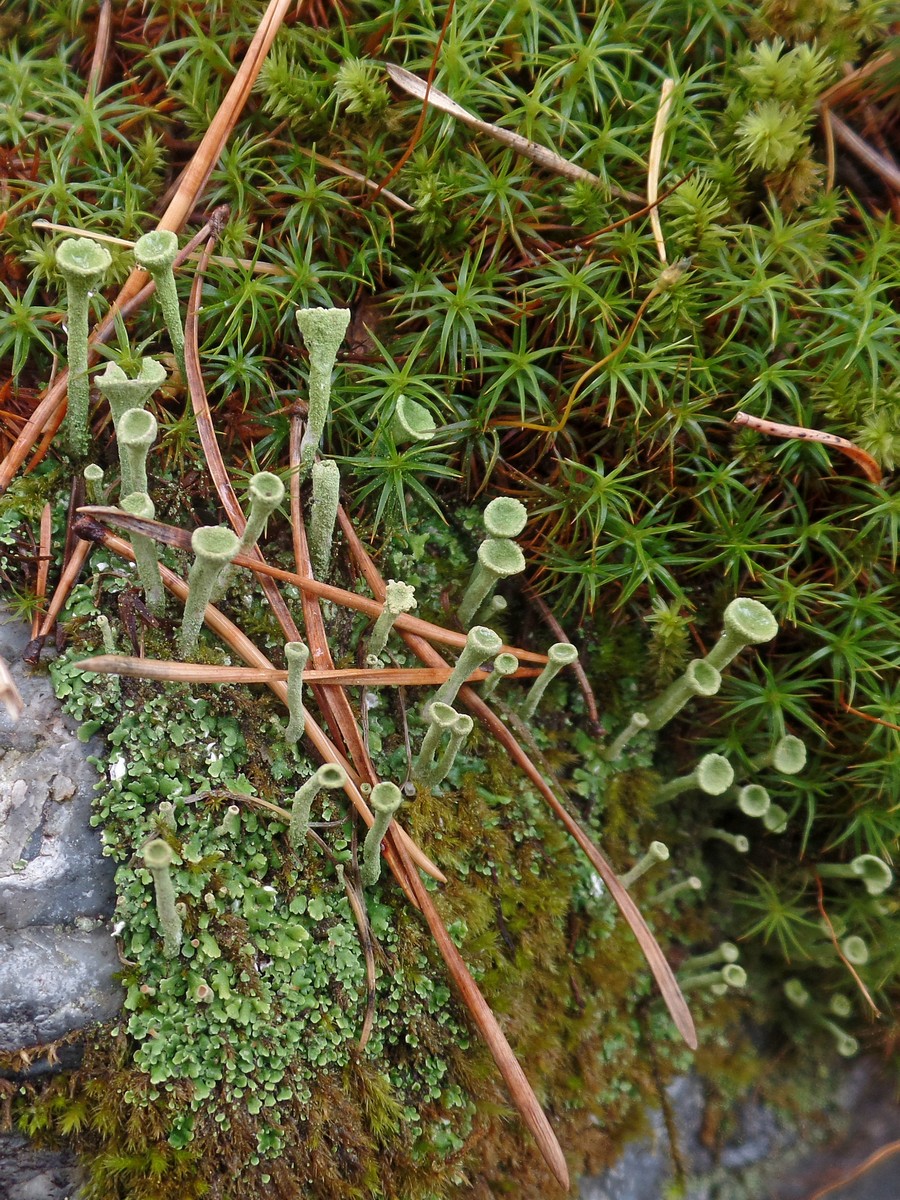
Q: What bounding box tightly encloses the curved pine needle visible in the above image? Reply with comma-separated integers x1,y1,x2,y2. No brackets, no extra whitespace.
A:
733,411,882,484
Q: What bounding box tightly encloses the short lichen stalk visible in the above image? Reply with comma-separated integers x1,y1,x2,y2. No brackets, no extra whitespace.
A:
83,464,104,505
361,782,402,887
133,230,185,378
289,763,347,851
212,471,285,601
215,805,241,838
430,625,503,710
482,497,528,540
644,658,721,731
296,307,351,475
309,459,340,579
603,712,649,762
655,753,733,802
179,526,240,659
425,713,474,789
142,838,182,958
117,407,158,498
818,855,893,895
392,393,436,444
703,827,749,853
522,642,579,720
368,580,417,660
56,236,112,458
413,702,458,781
681,942,740,972
679,963,747,992
701,597,778,672
480,651,518,699
751,734,807,775
651,875,702,905
284,641,310,745
458,538,525,628
619,841,669,888
121,491,165,616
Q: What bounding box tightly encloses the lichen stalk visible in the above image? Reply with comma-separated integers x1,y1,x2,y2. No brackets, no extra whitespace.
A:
309,459,341,579
603,711,650,762
619,841,670,888
56,236,112,458
289,763,347,851
413,702,458,781
284,641,310,744
368,579,417,659
458,538,525,628
651,875,702,905
142,838,182,958
702,597,778,672
361,782,402,887
425,713,474,788
83,464,104,505
818,855,893,895
702,827,750,853
117,407,158,498
655,753,733,801
296,307,352,474
481,651,518,699
178,525,241,659
430,625,503,710
95,357,166,429
644,658,721,731
212,470,285,601
522,642,579,720
681,942,740,972
133,230,185,378
121,491,165,616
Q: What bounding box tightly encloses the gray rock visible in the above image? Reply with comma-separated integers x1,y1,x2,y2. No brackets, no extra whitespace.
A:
0,610,122,1057
0,1134,83,1200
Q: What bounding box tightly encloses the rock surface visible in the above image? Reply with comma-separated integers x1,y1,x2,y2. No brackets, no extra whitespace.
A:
0,610,122,1056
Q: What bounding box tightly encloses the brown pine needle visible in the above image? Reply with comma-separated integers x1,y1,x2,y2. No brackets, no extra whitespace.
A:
31,502,53,639
75,655,540,688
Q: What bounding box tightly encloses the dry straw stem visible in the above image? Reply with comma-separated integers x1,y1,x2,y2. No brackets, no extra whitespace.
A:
34,538,92,642
336,507,697,1051
733,411,882,484
77,506,549,664
0,0,290,494
648,78,675,263
76,523,443,891
75,655,534,689
386,63,637,201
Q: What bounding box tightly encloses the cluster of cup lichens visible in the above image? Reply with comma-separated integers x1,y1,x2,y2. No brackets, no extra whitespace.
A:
59,230,892,1031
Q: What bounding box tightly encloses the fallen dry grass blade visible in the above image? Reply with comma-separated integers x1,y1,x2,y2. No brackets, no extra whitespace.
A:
34,538,91,643
648,77,675,263
337,506,698,1050
75,654,521,688
733,411,882,484
77,506,549,663
79,524,444,890
185,237,303,644
386,62,624,196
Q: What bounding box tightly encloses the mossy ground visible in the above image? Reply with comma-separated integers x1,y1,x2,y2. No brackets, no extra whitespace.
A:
1,0,899,1195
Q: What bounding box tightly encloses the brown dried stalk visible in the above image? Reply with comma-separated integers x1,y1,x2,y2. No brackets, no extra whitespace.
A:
336,507,698,1051
733,411,882,484
76,505,549,663
75,654,525,688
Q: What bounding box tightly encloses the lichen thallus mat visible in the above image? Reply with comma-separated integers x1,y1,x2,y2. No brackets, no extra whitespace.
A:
14,217,889,1191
